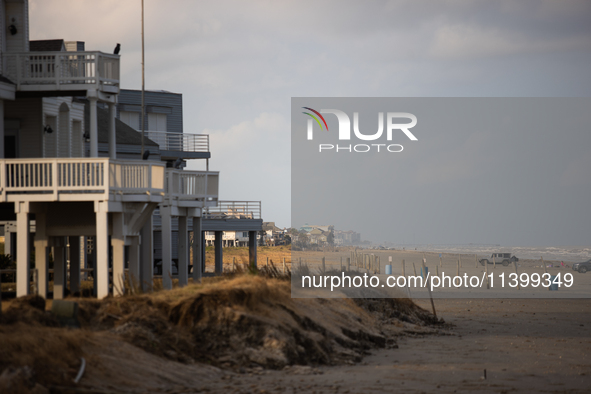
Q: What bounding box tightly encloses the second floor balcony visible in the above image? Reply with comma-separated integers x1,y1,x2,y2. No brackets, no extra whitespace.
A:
4,51,119,95
144,131,210,160
0,158,219,206
164,168,219,207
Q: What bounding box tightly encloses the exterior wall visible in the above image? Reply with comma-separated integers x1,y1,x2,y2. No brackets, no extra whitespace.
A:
42,97,84,158
117,89,183,134
1,1,5,73
4,97,42,157
5,0,28,53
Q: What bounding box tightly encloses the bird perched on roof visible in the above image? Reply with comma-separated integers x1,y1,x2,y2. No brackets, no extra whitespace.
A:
114,43,121,55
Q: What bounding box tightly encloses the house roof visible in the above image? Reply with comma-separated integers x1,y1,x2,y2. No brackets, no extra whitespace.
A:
30,39,65,52
262,222,276,231
0,75,14,85
79,99,159,147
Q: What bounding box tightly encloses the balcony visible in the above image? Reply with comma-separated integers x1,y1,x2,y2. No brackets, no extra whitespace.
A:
0,158,164,203
202,201,263,232
144,131,210,160
164,169,219,207
4,51,119,95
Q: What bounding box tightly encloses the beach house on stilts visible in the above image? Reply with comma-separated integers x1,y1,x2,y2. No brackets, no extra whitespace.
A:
0,0,262,300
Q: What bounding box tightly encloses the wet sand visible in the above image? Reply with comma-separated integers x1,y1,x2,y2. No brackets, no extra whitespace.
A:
206,298,591,393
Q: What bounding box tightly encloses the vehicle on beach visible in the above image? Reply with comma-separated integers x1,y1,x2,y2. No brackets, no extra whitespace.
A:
572,258,591,273
480,253,518,267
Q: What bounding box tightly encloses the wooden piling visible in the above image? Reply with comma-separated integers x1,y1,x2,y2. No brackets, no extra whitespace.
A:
422,258,437,319
322,257,326,273
513,260,521,290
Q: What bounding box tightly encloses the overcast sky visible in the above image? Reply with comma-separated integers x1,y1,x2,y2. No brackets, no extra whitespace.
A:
29,0,591,236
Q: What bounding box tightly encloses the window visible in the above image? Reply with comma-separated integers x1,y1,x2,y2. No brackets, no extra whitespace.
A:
120,111,140,130
148,113,167,132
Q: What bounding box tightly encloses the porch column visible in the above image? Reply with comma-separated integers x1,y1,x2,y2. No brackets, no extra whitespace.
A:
192,216,202,283
53,237,65,300
0,99,4,158
82,237,88,281
161,206,173,289
89,96,98,157
35,212,48,298
90,237,97,296
112,212,125,296
214,231,223,274
248,231,258,269
139,217,153,292
69,236,81,295
128,237,140,288
95,201,109,299
108,102,116,160
15,202,30,297
178,215,188,287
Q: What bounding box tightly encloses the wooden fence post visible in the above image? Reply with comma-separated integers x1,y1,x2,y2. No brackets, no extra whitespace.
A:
513,261,521,290
422,257,437,319
485,259,490,289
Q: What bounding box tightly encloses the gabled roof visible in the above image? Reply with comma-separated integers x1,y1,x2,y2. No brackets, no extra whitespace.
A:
30,39,66,52
0,75,14,85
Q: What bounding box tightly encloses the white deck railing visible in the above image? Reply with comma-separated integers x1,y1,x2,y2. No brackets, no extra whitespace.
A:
4,51,119,92
0,158,164,202
165,169,219,204
204,201,261,220
144,131,209,153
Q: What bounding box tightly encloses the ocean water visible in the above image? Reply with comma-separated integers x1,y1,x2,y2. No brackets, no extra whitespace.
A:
389,245,591,263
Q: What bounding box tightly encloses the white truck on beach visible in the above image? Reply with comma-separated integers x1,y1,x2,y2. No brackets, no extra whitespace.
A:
479,253,519,267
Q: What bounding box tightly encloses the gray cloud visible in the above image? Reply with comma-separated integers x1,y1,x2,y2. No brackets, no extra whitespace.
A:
29,0,591,231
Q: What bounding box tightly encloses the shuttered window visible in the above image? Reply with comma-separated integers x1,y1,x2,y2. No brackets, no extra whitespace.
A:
120,111,140,130
148,113,167,132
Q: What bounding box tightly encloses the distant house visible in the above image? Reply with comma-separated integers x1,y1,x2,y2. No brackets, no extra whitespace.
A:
335,230,362,245
298,224,334,246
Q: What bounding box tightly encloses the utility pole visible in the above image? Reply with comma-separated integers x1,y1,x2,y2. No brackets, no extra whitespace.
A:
141,0,145,158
